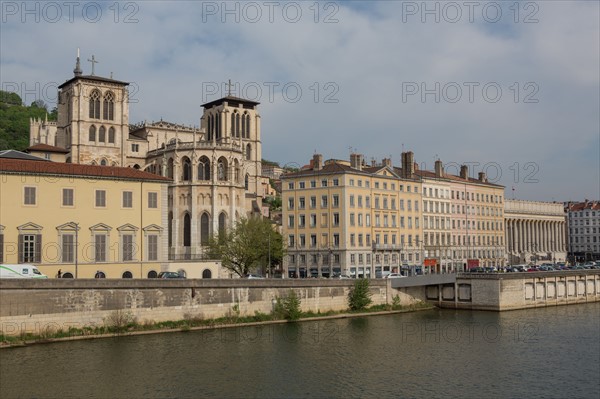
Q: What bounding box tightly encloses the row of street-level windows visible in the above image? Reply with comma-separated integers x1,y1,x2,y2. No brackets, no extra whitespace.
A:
0,231,160,264
22,187,158,209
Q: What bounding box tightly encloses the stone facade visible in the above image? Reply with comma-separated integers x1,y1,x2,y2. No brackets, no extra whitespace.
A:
504,199,567,264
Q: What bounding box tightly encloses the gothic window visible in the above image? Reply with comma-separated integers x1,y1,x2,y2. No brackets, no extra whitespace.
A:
182,157,191,181
198,156,211,181
99,126,106,142
215,113,221,140
245,174,249,190
234,159,240,183
103,91,114,120
89,90,101,119
100,159,107,166
231,112,236,136
183,213,191,247
241,112,246,137
89,125,96,142
207,115,213,141
167,158,174,179
108,127,115,143
246,144,251,160
168,211,173,247
235,113,240,137
244,113,250,138
218,212,227,237
217,157,228,181
200,212,210,245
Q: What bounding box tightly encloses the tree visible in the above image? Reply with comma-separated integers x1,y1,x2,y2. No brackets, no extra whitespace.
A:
205,216,284,277
348,279,373,311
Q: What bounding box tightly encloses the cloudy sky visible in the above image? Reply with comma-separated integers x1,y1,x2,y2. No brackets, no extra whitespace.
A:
2,1,598,202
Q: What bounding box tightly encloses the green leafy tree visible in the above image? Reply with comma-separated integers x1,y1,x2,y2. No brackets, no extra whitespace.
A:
348,279,373,311
273,290,302,321
205,216,284,277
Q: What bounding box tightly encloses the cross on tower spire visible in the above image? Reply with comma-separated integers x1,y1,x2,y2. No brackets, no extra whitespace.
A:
227,79,233,96
87,55,99,75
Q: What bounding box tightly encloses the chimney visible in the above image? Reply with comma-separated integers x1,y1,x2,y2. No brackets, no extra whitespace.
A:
460,165,468,179
313,154,323,171
478,172,487,182
435,160,443,177
382,158,392,168
405,151,415,178
414,162,419,171
350,153,363,170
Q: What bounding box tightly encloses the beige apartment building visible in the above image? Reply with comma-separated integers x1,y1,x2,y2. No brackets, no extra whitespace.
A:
448,166,506,270
0,153,170,278
282,153,423,278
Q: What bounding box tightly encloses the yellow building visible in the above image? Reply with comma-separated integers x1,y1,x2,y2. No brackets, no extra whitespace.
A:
0,153,170,278
282,153,423,278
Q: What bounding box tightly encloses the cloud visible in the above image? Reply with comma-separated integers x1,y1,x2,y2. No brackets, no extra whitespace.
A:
1,0,598,201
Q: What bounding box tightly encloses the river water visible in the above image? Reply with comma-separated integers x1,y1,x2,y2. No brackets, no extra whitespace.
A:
1,303,599,399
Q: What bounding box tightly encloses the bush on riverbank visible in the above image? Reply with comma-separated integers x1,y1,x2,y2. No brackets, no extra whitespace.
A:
348,279,373,311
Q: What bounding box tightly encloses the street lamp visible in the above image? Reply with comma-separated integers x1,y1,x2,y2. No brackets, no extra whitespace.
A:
71,222,80,278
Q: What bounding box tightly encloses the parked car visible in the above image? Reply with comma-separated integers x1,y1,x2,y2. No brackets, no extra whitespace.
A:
245,274,265,279
336,274,352,279
157,271,185,279
385,273,406,278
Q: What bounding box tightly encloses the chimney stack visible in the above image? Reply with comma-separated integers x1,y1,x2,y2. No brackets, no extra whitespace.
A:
382,158,392,168
460,165,468,179
478,172,487,182
313,154,323,171
435,160,443,177
350,153,363,170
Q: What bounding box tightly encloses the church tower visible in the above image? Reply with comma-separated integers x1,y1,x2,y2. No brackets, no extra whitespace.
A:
55,52,130,165
200,94,263,210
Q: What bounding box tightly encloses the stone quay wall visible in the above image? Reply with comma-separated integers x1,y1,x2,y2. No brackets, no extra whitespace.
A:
433,271,600,311
0,279,401,336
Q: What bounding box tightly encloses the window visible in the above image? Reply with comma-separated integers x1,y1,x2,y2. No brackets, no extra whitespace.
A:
89,90,101,118
288,215,295,228
310,214,317,227
299,182,305,189
148,235,158,261
24,187,36,205
321,179,328,187
333,179,339,186
310,196,316,208
123,191,133,208
333,234,340,247
350,213,355,226
321,195,328,208
95,234,107,262
310,180,316,188
99,126,106,142
96,190,106,207
103,92,114,120
333,213,340,226
288,198,295,210
299,215,306,228
288,235,295,247
62,234,74,263
20,234,41,263
132,144,139,152
148,192,158,208
89,125,96,142
333,195,339,208
122,234,134,261
350,195,355,207
108,127,115,143
62,188,74,206
299,197,305,209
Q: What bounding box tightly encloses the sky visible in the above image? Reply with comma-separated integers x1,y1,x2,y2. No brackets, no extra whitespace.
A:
1,1,598,202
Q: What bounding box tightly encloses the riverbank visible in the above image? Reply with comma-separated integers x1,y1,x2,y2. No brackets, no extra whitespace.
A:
0,302,434,348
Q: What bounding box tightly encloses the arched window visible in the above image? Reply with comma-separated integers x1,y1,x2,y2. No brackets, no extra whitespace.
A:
147,270,158,278
245,114,251,138
89,90,101,119
246,144,251,160
215,113,221,140
183,213,191,247
89,125,96,142
100,159,107,166
168,211,173,247
99,126,106,142
218,212,227,237
62,272,74,278
241,113,246,137
133,164,140,169
198,156,211,181
201,212,210,245
103,92,114,120
122,271,133,279
202,269,212,279
207,115,213,141
245,174,249,190
231,112,236,136
108,127,115,143
217,157,228,181
235,113,240,137
167,158,174,179
182,157,191,181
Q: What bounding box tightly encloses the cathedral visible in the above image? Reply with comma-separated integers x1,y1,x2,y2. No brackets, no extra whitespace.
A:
29,54,264,260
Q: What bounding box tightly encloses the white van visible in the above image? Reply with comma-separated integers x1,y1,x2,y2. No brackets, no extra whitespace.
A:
0,264,48,279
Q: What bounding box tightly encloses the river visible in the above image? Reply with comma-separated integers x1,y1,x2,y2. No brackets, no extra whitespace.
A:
1,303,599,398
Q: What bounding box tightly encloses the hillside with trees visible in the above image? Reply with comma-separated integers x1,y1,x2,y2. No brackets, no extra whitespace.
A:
0,90,57,151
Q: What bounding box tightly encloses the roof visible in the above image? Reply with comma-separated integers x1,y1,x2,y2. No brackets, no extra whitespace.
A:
0,158,171,183
414,169,504,188
26,144,70,154
58,75,129,89
0,150,49,161
567,201,600,212
282,161,368,178
201,95,260,109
